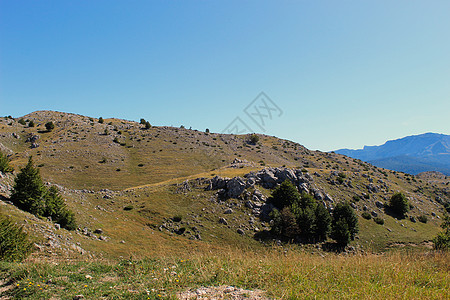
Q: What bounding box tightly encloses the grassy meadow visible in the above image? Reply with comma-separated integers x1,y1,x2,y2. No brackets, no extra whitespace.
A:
1,249,449,299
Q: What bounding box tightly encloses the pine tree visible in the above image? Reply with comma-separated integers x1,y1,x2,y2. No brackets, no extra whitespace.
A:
331,202,358,246
314,202,331,242
0,151,13,173
10,157,46,216
45,186,77,230
270,180,301,209
389,192,409,217
45,121,55,132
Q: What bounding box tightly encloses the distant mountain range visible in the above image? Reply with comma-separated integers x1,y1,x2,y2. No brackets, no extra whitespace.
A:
335,133,450,175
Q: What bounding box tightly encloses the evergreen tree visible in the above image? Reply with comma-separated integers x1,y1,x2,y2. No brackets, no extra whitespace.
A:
10,157,77,230
433,214,450,250
10,157,47,216
0,151,13,173
270,209,282,236
389,192,409,217
45,121,55,132
98,117,104,124
295,205,316,241
270,180,301,209
331,218,351,247
314,202,331,242
331,202,358,246
44,186,77,230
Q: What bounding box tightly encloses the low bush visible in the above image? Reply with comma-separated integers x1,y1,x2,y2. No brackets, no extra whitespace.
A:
123,205,134,211
418,215,428,223
173,215,182,222
373,217,384,225
362,212,372,220
0,214,33,261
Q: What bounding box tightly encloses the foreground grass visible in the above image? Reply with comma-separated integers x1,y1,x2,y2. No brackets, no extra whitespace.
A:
1,249,448,299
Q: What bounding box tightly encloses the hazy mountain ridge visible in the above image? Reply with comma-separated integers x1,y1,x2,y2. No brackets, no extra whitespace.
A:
335,133,450,175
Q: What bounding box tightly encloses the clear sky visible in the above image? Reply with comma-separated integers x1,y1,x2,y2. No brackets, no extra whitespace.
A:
1,1,449,151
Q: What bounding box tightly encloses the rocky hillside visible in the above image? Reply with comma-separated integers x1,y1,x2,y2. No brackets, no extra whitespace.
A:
0,111,449,259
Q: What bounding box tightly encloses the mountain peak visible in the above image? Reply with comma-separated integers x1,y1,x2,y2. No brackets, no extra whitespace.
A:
335,133,450,175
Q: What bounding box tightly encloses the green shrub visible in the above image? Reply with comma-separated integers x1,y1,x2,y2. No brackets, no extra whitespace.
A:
373,217,384,225
362,212,372,220
145,121,151,129
0,214,33,261
389,192,409,217
248,134,259,145
28,120,35,127
45,121,55,132
18,118,26,125
418,215,428,223
433,214,450,250
98,117,104,124
173,215,183,222
124,205,134,211
0,151,13,173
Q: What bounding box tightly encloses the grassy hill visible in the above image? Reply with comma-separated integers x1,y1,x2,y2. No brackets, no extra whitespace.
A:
1,111,449,299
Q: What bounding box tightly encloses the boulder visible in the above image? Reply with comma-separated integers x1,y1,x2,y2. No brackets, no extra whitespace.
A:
226,177,246,198
260,203,275,221
207,176,229,190
219,217,228,225
375,201,384,209
257,169,278,188
324,194,334,203
275,168,297,183
298,183,309,194
224,208,233,214
312,189,323,201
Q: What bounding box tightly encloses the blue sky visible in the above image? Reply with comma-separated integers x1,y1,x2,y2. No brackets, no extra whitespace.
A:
1,1,449,151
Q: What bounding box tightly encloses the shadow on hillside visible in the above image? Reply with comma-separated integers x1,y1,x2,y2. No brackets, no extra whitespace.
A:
253,230,275,242
253,230,332,247
321,242,347,253
383,206,407,220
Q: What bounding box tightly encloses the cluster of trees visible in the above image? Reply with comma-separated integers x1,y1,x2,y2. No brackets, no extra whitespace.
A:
18,118,35,127
140,118,151,129
17,118,56,130
269,180,358,247
10,157,76,230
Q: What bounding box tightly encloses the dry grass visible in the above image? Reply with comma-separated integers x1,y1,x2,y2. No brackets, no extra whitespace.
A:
1,249,448,299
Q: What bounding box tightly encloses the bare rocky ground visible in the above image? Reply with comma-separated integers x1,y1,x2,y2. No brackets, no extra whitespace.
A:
177,285,269,300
